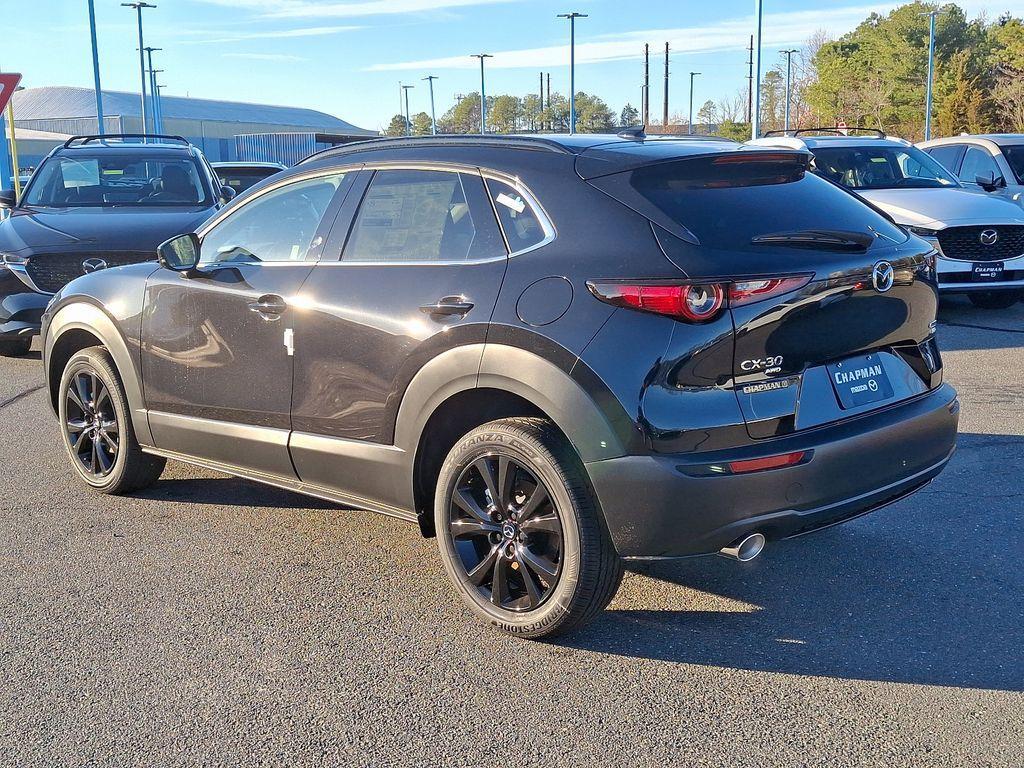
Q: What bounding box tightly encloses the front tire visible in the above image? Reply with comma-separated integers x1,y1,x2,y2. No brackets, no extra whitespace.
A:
435,417,623,640
0,338,32,357
968,291,1021,309
58,346,165,494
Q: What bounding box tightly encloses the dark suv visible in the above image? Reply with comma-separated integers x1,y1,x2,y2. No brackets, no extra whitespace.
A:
42,134,959,638
0,134,233,356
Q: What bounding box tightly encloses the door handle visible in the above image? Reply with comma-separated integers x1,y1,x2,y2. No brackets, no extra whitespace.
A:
248,294,287,319
420,296,474,317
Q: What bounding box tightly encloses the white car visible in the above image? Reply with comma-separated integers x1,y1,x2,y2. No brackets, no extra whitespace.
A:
918,134,1024,205
750,130,1024,309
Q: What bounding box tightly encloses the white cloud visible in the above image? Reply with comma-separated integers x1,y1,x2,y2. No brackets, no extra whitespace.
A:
366,1,1024,71
192,0,514,18
221,52,307,61
179,25,361,44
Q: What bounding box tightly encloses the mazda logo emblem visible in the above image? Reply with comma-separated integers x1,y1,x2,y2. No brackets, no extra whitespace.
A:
872,261,894,293
979,229,999,246
82,257,108,274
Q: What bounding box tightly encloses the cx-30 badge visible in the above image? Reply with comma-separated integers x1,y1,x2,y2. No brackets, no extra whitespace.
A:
81,257,108,274
980,229,999,245
872,261,894,293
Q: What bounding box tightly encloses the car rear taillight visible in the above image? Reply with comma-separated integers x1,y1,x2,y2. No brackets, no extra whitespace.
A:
729,275,812,306
587,282,725,322
588,274,811,322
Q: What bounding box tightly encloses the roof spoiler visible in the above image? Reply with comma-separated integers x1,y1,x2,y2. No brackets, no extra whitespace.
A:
64,134,191,148
761,127,886,139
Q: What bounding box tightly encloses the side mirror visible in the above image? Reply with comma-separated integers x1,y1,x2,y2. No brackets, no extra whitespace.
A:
157,233,201,273
976,172,1005,192
0,189,16,209
220,185,236,204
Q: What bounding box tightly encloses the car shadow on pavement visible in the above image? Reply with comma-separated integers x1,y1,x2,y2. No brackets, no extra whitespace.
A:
936,296,1024,352
135,476,341,510
565,432,1024,692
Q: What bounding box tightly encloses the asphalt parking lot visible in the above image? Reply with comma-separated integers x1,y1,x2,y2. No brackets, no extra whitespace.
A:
1,296,1022,767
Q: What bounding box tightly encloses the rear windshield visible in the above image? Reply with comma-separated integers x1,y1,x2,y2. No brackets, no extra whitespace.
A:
629,154,907,248
23,152,211,207
1002,145,1024,185
216,167,282,193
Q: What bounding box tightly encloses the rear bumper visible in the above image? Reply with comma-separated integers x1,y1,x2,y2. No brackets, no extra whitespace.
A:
586,383,959,559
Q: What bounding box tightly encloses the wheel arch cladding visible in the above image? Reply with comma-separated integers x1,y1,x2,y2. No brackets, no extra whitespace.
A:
396,343,626,535
46,302,152,446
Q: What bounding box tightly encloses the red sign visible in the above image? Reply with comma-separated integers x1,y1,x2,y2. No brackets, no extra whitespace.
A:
0,73,23,114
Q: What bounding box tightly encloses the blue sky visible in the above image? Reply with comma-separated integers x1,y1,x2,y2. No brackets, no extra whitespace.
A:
8,0,1024,132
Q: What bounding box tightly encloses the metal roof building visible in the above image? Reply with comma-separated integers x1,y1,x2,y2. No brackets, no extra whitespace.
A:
11,86,377,164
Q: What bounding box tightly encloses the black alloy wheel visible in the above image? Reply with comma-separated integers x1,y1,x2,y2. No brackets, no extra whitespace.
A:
64,369,119,478
448,454,564,612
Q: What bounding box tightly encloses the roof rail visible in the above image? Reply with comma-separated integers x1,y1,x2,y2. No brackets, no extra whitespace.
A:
762,127,886,139
63,133,191,148
298,134,573,164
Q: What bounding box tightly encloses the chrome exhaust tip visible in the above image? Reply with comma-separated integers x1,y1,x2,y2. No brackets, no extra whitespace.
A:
718,533,766,562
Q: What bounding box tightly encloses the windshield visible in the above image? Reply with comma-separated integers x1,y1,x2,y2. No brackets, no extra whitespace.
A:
23,152,211,207
1002,145,1024,185
811,145,960,190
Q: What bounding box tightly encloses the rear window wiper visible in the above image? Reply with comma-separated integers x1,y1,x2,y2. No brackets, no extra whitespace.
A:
750,229,874,252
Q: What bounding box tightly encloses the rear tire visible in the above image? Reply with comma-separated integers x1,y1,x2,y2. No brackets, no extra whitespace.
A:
58,346,165,494
435,417,623,640
968,291,1021,309
0,338,32,357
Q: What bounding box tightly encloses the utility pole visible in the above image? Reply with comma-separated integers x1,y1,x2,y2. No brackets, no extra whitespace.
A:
751,0,763,139
663,42,669,130
144,47,161,133
643,43,650,126
538,71,544,132
471,54,492,133
87,0,105,134
780,48,798,133
687,72,701,135
921,10,945,140
401,84,414,136
546,73,551,130
746,35,754,125
121,2,156,135
558,12,587,134
423,75,438,135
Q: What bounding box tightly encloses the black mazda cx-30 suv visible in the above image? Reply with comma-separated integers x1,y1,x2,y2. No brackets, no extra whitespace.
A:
41,133,959,638
0,134,233,356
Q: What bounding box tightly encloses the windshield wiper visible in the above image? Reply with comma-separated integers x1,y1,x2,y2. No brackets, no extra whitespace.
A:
751,229,874,252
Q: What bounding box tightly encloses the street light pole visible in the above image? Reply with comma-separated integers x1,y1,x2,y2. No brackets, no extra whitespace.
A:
751,0,763,139
779,48,798,133
471,54,492,133
687,71,700,135
423,75,438,135
122,2,156,135
87,0,105,135
402,84,414,136
921,10,943,140
144,47,161,133
557,12,587,134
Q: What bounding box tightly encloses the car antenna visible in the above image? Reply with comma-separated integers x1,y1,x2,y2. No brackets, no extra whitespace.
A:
617,125,646,140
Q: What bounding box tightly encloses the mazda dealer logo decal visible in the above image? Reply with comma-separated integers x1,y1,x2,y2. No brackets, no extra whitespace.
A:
872,261,894,293
82,257,108,274
979,229,999,246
